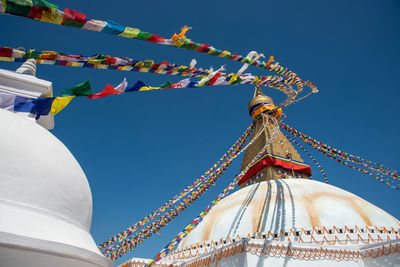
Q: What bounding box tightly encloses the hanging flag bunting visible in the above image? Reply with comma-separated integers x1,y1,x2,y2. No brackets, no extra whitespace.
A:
280,122,400,190
0,69,309,118
98,123,255,251
146,114,280,266
0,0,318,106
102,118,271,260
0,46,313,108
0,92,55,119
285,134,329,183
102,114,277,261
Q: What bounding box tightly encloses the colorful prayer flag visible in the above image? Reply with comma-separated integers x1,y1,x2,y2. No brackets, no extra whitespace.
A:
61,80,92,96
50,96,74,115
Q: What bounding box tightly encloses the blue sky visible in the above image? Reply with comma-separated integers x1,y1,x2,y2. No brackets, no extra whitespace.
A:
1,0,399,265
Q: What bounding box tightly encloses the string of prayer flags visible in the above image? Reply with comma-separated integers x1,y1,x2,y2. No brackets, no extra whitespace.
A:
285,134,329,184
98,123,254,251
105,115,277,261
0,92,54,119
146,115,280,266
101,123,258,259
0,46,312,107
0,1,318,107
281,122,400,190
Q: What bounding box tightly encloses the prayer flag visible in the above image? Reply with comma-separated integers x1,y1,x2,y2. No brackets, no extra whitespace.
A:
0,93,16,110
83,19,106,32
62,8,86,28
40,7,63,24
0,1,5,13
13,96,34,112
160,82,172,89
32,0,57,8
5,0,32,17
50,96,74,115
147,34,165,43
125,81,146,92
167,78,190,88
138,86,160,91
136,31,152,40
102,20,124,34
0,47,13,58
31,97,54,118
62,80,92,96
114,78,127,92
118,27,139,38
28,5,48,19
87,84,121,99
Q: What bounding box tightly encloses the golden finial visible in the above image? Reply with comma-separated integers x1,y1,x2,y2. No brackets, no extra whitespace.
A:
248,86,274,112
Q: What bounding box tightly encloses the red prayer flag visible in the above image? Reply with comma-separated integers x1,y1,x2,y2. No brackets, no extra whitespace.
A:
146,34,165,43
0,48,13,58
104,57,117,65
166,83,182,89
29,6,50,19
62,8,86,25
87,84,121,99
196,43,209,52
208,73,221,85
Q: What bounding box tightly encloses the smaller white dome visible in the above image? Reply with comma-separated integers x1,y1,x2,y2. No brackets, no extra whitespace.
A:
179,179,400,248
0,109,111,266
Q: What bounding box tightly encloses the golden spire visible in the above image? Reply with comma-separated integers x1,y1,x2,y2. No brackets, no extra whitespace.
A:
239,87,311,188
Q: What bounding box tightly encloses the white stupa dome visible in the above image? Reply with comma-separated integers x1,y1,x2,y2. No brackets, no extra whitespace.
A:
0,109,112,267
121,179,400,267
179,179,400,248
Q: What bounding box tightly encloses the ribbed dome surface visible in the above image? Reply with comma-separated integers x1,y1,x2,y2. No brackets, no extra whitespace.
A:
179,179,400,248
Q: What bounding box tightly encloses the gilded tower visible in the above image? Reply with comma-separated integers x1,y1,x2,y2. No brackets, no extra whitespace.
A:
238,86,311,188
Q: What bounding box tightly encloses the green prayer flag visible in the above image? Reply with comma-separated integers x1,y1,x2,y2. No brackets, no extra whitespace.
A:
231,76,243,85
160,82,172,89
6,0,32,16
32,0,57,8
143,60,154,68
62,81,92,97
23,50,41,59
179,41,190,49
136,31,152,40
188,42,201,51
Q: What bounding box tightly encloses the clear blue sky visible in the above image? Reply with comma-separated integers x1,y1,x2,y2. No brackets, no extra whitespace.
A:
1,0,399,265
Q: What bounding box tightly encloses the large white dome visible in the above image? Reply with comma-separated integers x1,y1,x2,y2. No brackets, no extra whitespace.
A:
179,178,400,248
0,109,111,266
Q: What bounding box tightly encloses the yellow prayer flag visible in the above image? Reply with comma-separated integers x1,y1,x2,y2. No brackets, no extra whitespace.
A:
0,57,14,62
118,27,140,38
88,59,103,64
41,9,64,25
218,50,231,58
134,61,144,67
70,62,83,67
228,74,239,84
50,96,75,115
138,86,160,91
207,47,216,55
139,68,149,72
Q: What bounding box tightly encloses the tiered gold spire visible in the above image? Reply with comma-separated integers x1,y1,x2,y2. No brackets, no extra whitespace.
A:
239,87,311,188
